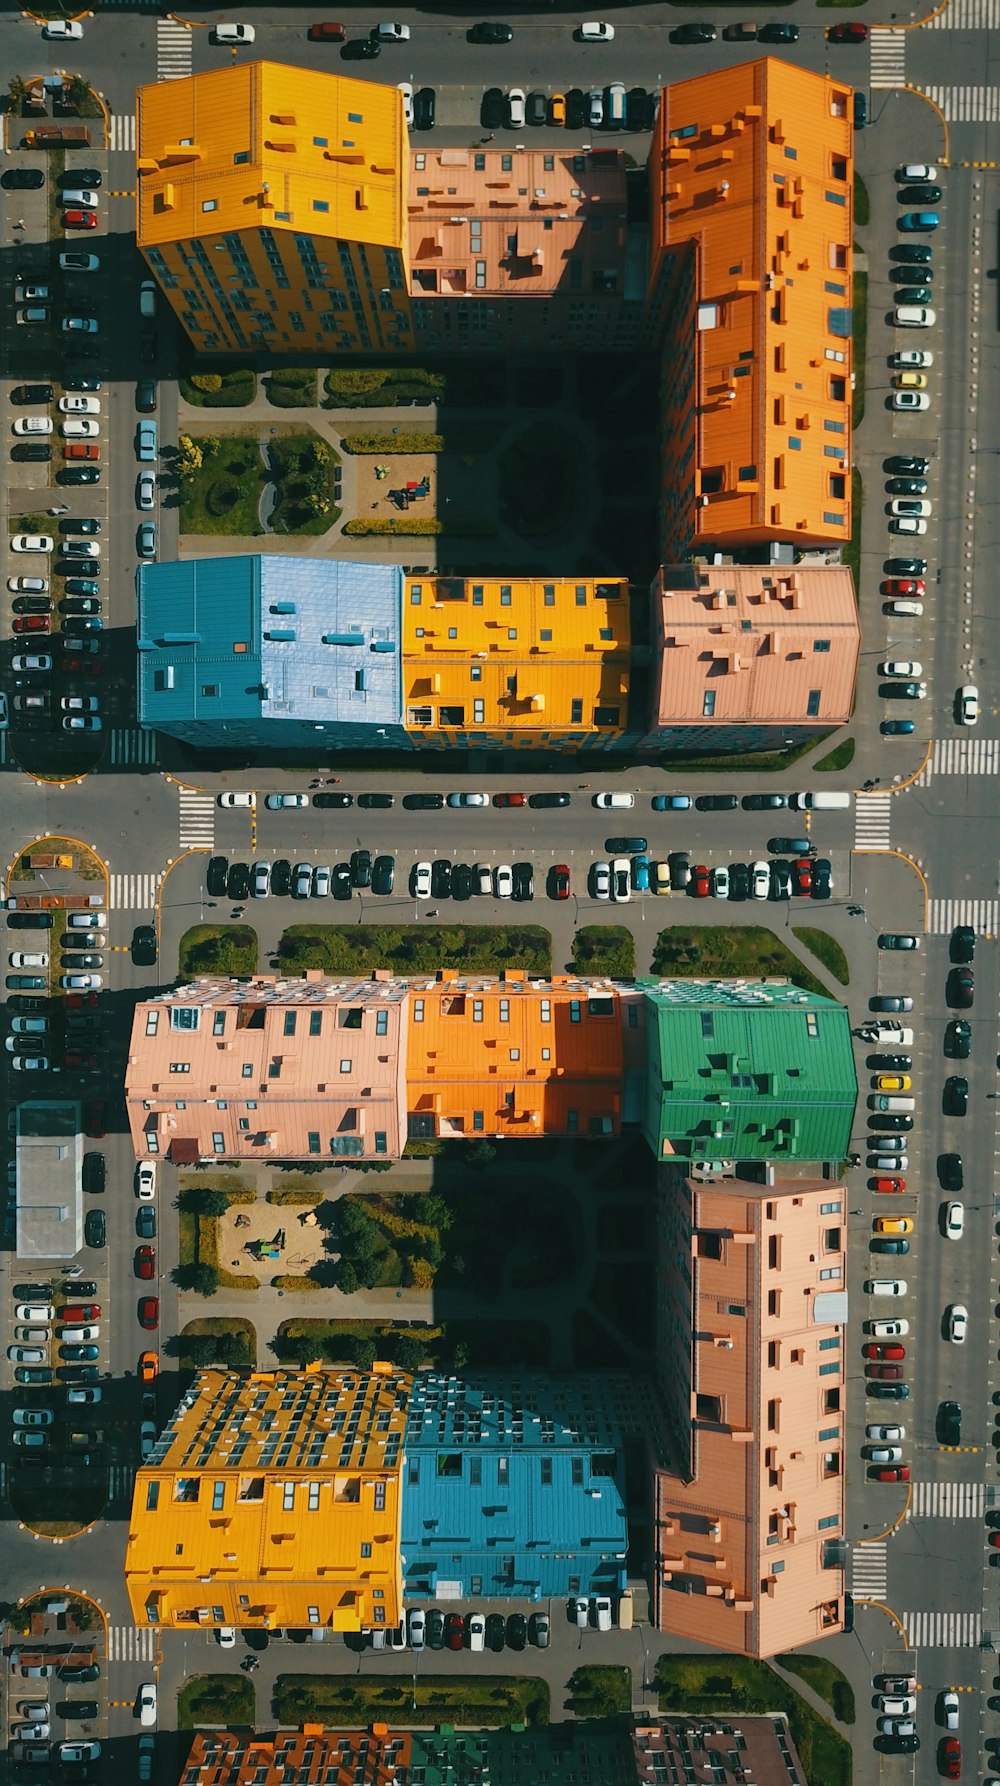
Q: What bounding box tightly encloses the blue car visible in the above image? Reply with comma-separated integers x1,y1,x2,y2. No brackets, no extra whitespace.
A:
651,794,691,811
881,719,915,736
899,211,939,232
632,854,651,892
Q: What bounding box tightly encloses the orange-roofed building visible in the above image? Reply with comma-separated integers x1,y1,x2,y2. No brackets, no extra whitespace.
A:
647,59,854,562
651,1173,847,1656
646,562,860,752
405,973,624,1143
125,974,408,1163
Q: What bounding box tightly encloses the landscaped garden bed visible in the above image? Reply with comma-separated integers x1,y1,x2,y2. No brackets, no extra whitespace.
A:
278,923,551,977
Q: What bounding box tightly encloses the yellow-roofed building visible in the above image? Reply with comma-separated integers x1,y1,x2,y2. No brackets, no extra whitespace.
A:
125,1367,409,1634
136,62,412,355
402,574,630,748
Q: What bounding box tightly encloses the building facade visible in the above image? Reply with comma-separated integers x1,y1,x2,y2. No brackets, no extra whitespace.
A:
125,1367,410,1633
651,1174,847,1655
645,563,860,754
400,1372,629,1601
630,1717,809,1786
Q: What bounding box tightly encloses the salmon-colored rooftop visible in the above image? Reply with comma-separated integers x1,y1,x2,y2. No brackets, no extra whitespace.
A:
406,145,629,297
651,563,860,728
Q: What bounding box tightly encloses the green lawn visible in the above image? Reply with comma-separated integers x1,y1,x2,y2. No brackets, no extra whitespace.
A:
571,925,635,978
651,926,831,999
179,923,258,980
814,737,855,772
179,434,264,536
180,368,256,408
179,1317,257,1372
565,1664,632,1717
266,368,319,408
776,1652,856,1724
178,1674,254,1729
792,927,850,986
654,1655,851,1786
274,1672,549,1728
279,923,551,977
267,431,340,535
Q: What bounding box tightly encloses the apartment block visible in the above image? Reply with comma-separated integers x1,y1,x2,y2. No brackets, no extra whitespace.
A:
648,60,854,561
651,1174,847,1656
640,978,857,1165
400,1372,629,1601
630,1717,808,1786
124,974,409,1163
403,573,631,750
182,1723,638,1786
646,563,860,753
125,1367,409,1632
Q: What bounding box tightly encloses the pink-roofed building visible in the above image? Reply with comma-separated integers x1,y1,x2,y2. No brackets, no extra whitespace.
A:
125,974,408,1163
644,562,859,753
406,145,646,351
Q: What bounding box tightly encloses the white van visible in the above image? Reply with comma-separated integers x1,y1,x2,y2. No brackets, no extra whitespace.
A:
868,1095,915,1113
606,81,626,128
866,1279,907,1297
872,1025,915,1046
593,792,634,809
789,790,852,810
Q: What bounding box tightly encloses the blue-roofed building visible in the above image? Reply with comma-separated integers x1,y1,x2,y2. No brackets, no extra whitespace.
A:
401,1372,629,1602
136,555,408,750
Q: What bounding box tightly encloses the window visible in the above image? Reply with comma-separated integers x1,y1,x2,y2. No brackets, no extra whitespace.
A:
310,1010,322,1036
171,1007,200,1031
308,1132,320,1154
818,1427,840,1441
309,1483,320,1511
696,1393,722,1422
818,1513,840,1530
283,1011,297,1037
339,1059,352,1075
768,1235,781,1270
283,1483,295,1511
374,1131,387,1154
823,1226,842,1252
473,1110,484,1131
819,1361,840,1375
413,999,424,1023
201,198,218,213
571,698,583,724
540,1458,552,1486
702,690,716,717
819,1266,842,1281
819,1336,841,1351
212,1132,225,1154
212,1481,225,1510
145,1011,159,1036
767,1340,779,1367
767,1398,779,1431
169,1062,190,1075
242,1062,253,1078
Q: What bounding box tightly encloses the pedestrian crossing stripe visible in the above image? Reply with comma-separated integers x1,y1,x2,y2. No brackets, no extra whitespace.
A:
908,1481,986,1519
854,791,893,851
927,897,998,936
869,27,907,88
107,1623,155,1662
108,873,160,913
926,0,1000,26
156,19,193,81
917,738,1000,783
109,727,158,767
850,1541,888,1600
108,113,136,154
901,1611,982,1648
923,85,1000,121
178,789,216,850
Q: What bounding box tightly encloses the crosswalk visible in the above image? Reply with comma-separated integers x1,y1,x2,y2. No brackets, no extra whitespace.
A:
854,791,893,851
107,1623,155,1662
850,1541,888,1601
869,27,907,87
923,84,1000,121
108,1463,136,1504
178,789,215,851
108,113,136,154
908,1481,986,1519
927,897,998,935
926,0,1000,26
917,738,1000,783
109,727,158,767
108,873,159,913
157,19,193,81
902,1610,982,1648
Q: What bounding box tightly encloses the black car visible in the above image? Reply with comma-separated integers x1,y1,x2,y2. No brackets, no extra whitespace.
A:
403,792,444,810
526,90,548,126
811,859,832,900
890,266,934,285
670,21,717,41
82,1153,106,1195
58,466,101,485
868,1053,912,1071
898,183,942,204
769,860,793,900
944,1075,968,1116
528,791,571,808
8,911,53,929
485,1612,505,1652
414,88,436,129
63,376,102,395
132,925,157,966
506,1613,527,1650
207,856,229,897
350,849,372,888
343,34,381,57
758,20,798,39
885,477,928,497
426,1609,445,1650
270,859,292,898
8,995,47,1013
950,924,976,963
313,792,354,809
452,862,473,901
12,597,51,616
869,1114,914,1132
139,330,158,364
742,792,787,810
945,1020,971,1060
565,88,586,128
947,966,974,1008
889,243,932,264
893,286,933,306
939,1152,963,1191
626,86,654,131
11,442,52,463
332,864,353,901
938,1400,961,1445
136,379,157,413
2,168,44,189
469,21,513,41
227,862,251,901
372,855,395,895
884,557,926,577
729,861,750,901
605,835,647,854
512,861,533,901
875,1736,920,1755
884,455,930,476
668,851,691,890
431,858,452,899
695,793,738,811
482,86,506,129
84,1208,106,1248
58,167,102,188
137,1206,156,1240
13,384,53,404
357,792,394,809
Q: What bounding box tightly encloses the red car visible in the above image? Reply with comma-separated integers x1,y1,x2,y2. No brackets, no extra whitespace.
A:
883,578,925,598
873,1465,910,1483
307,20,346,38
493,792,526,807
444,1612,464,1650
863,1342,906,1361
63,1052,99,1072
84,1099,106,1137
138,1295,159,1329
66,992,98,1010
989,1533,1000,1549
61,1304,101,1323
940,1738,961,1780
866,1361,904,1380
64,209,98,230
549,865,570,900
136,1247,156,1281
793,858,813,894
13,615,50,632
827,20,868,39
62,657,104,677
875,1176,905,1193
693,864,710,897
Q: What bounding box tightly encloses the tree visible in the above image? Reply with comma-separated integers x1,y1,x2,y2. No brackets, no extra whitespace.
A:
183,1334,218,1366
8,76,27,112
174,1261,220,1297
468,1138,498,1168
65,74,90,113
451,1340,469,1371
345,1335,377,1372
335,1259,359,1295
389,1333,425,1373
176,434,204,480
197,1190,230,1218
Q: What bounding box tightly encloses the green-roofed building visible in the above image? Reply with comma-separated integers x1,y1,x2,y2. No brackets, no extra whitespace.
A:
639,978,857,1164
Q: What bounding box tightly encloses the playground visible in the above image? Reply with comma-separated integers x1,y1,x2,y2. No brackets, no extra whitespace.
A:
362,450,495,524
220,1200,329,1283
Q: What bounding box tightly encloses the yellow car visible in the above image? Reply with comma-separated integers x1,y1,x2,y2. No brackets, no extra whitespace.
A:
139,1349,158,1381
893,371,927,390
874,1216,914,1236
653,860,671,895
874,1074,912,1092
549,92,566,126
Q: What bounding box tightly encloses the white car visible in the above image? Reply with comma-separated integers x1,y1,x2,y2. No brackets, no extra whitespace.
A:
865,1279,908,1297
892,391,931,411
253,861,272,899
467,1612,485,1652
60,974,102,989
889,517,927,537
59,1326,99,1342
9,576,49,594
494,863,513,898
60,191,99,210
13,416,52,436
375,20,410,38
59,396,101,416
16,1305,54,1323
611,858,631,903
894,306,936,328
571,1596,589,1627
588,88,604,127
885,599,924,618
891,350,933,369
896,162,937,181
751,861,770,900
68,1387,102,1404
941,1691,959,1730
12,1056,48,1072
947,1303,968,1344
578,19,615,38
412,861,432,899
944,1200,964,1238
710,865,729,899
866,1424,906,1442
866,1445,903,1464
217,791,255,808
138,471,156,511
889,499,931,518
62,421,100,441
407,1608,426,1650
42,17,84,35
137,1162,157,1201
866,1318,909,1338
397,82,414,127
12,656,53,673
16,306,49,326
446,791,489,807
879,660,922,678
592,791,633,808
10,952,49,968
62,315,99,333
137,1684,156,1728
212,22,256,42
312,865,331,898
591,860,611,900
264,792,309,809
507,87,526,128
68,910,107,929
591,1595,612,1631
59,1744,101,1764
959,684,980,725
217,1628,237,1648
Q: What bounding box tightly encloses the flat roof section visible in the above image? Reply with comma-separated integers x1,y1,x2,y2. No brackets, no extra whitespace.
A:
14,1101,83,1260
